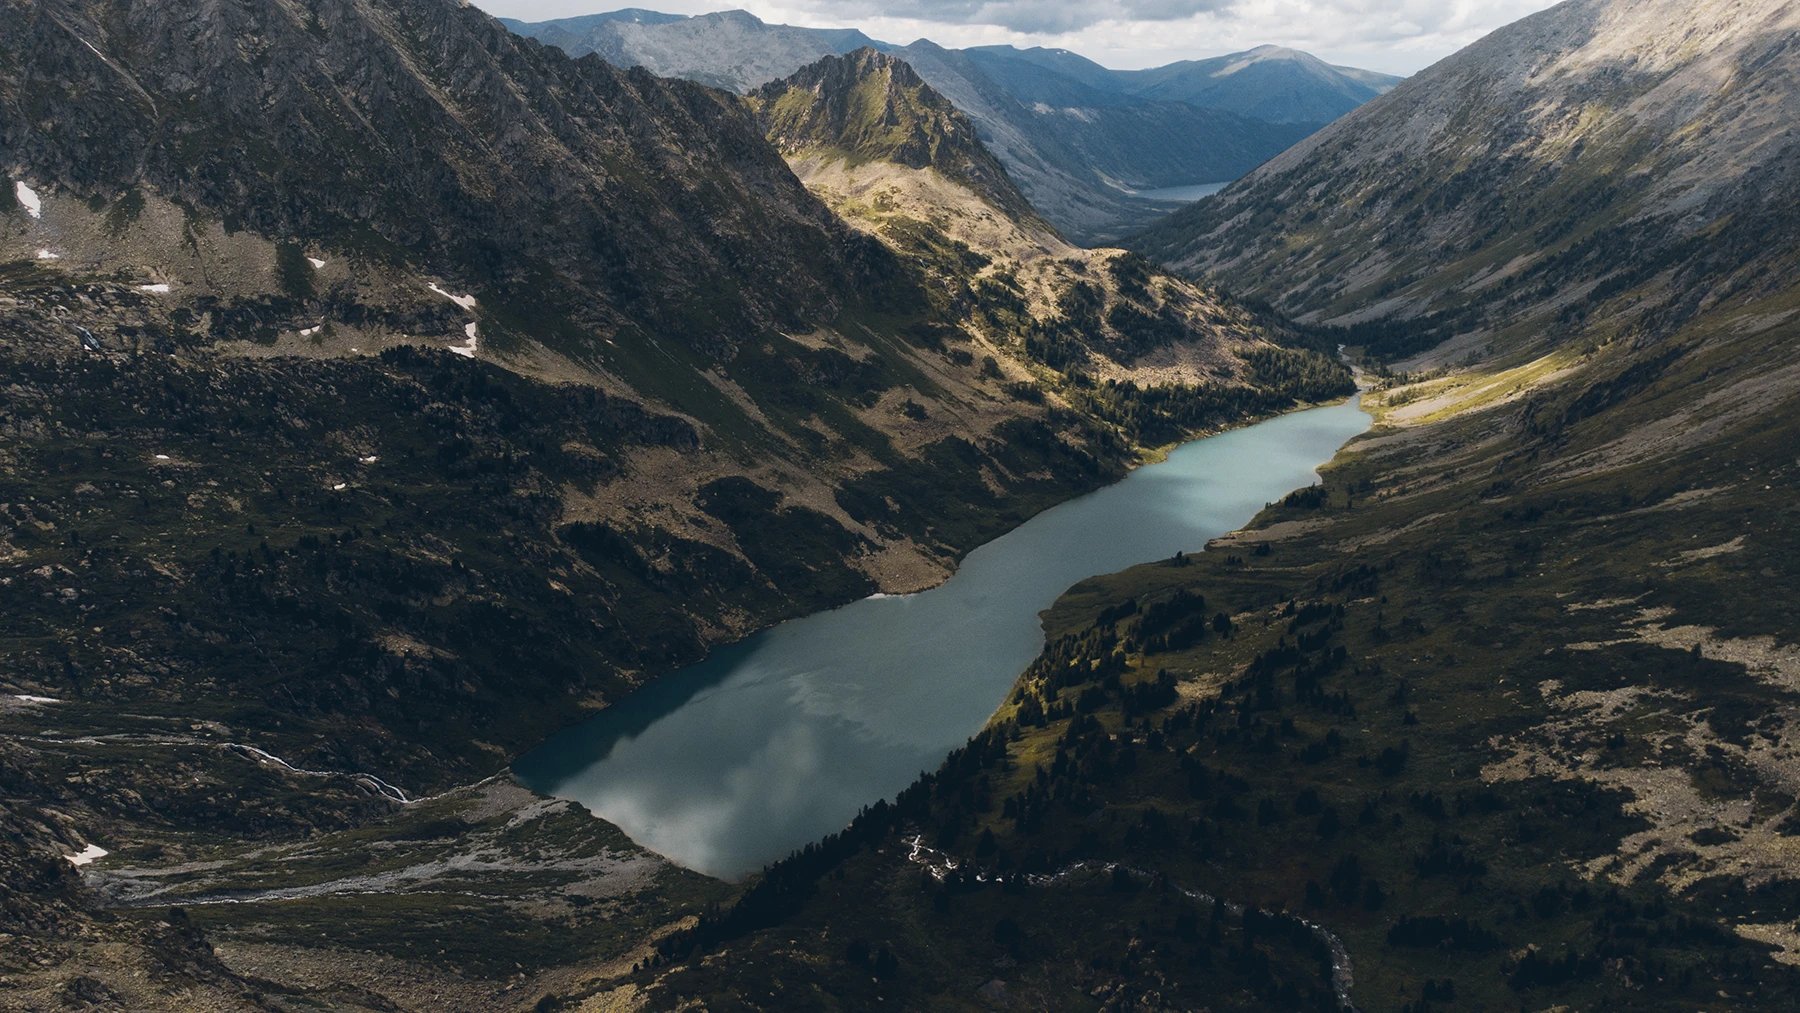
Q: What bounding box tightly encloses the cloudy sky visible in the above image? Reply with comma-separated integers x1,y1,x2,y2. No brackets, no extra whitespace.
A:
471,0,1565,74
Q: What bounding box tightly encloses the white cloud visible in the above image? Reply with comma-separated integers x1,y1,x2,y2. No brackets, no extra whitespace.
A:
472,0,1565,74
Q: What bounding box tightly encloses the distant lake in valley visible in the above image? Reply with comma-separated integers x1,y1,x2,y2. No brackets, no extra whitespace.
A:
515,396,1371,880
1130,181,1231,202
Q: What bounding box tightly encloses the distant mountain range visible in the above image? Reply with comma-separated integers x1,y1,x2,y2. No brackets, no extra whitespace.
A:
501,9,1401,242
962,42,1397,124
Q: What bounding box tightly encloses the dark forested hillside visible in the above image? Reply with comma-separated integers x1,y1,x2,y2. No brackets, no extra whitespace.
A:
19,0,1797,1008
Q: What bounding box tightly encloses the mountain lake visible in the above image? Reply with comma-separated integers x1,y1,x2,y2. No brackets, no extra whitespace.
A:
516,395,1371,879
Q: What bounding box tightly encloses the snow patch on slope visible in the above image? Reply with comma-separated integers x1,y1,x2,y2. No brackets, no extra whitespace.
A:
427,283,477,311
449,321,479,358
14,181,42,218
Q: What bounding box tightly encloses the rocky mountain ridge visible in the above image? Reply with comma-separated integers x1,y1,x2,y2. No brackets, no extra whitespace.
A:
502,7,1391,242
967,42,1399,124
503,7,879,94
753,50,1352,435
1135,0,1800,359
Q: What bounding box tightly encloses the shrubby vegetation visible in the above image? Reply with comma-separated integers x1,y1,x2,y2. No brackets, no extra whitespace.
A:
634,308,1800,1008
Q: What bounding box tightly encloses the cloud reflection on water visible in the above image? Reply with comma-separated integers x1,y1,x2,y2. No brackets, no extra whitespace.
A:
517,397,1370,879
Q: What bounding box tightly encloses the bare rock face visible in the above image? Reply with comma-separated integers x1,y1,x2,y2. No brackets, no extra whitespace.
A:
1135,0,1800,346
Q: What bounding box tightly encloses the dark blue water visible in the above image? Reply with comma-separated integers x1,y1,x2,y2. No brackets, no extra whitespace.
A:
1131,181,1230,202
516,397,1369,879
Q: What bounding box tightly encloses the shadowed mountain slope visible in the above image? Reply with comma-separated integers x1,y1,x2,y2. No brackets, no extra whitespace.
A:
2,0,900,348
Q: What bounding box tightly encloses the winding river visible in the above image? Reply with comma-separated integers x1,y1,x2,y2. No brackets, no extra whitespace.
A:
515,396,1370,880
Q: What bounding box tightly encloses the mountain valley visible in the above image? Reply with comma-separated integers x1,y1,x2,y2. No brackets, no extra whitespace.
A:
1,0,1350,1007
6,0,1800,1010
627,1,1800,1009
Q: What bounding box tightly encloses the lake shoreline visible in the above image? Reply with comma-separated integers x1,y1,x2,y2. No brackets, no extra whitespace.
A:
515,393,1373,880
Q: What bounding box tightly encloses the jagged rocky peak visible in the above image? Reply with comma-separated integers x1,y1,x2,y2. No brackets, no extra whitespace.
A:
753,49,1043,226
748,51,1342,409
756,50,966,166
